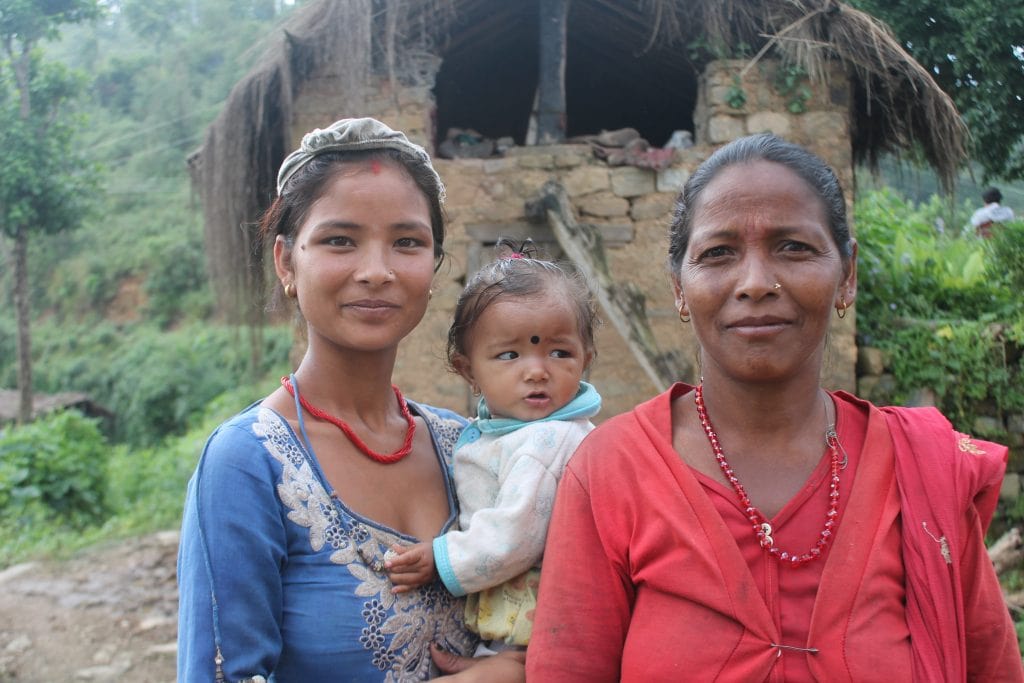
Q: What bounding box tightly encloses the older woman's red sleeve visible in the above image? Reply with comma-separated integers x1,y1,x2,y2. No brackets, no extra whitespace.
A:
526,463,634,682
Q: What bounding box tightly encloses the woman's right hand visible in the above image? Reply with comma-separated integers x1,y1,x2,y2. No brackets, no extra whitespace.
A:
430,643,526,682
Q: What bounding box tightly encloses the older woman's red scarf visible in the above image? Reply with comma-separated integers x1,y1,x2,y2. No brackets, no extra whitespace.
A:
881,405,1007,682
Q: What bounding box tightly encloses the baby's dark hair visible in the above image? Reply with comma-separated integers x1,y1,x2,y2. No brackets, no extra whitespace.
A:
446,238,599,369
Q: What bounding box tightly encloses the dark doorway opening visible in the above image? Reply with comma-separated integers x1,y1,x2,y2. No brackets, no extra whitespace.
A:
433,0,698,151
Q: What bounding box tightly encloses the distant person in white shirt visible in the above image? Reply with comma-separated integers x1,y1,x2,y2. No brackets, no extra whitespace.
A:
970,187,1014,237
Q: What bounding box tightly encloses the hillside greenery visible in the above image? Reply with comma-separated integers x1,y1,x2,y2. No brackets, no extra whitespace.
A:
0,0,305,563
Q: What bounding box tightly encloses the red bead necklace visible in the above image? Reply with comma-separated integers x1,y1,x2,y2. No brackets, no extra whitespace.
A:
281,376,416,465
694,384,841,567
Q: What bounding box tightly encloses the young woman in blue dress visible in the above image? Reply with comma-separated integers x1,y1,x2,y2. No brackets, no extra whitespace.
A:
177,118,523,682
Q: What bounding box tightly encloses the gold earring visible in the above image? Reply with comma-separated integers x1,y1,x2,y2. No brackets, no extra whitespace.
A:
428,288,434,300
679,309,690,324
284,283,296,298
837,296,848,319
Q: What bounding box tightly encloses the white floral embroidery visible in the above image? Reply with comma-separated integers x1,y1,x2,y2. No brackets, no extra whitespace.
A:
253,406,474,681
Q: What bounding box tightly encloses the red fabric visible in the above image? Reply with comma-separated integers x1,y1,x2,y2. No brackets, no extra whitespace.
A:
696,395,911,682
526,385,1023,682
881,403,1022,682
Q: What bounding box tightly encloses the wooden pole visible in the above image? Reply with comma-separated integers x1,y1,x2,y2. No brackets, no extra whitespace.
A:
537,0,569,144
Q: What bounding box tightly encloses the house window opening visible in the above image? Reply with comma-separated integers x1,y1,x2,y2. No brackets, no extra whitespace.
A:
432,0,698,158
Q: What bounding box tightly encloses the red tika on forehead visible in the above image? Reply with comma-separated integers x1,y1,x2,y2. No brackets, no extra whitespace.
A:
370,159,382,174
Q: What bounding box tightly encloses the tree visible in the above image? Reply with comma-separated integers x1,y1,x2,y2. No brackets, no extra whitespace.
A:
849,0,1024,182
121,0,187,42
0,0,100,422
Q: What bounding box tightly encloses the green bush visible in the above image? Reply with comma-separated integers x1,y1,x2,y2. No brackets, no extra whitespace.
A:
103,376,279,531
45,254,130,320
855,189,1024,430
103,324,292,444
855,189,1016,343
984,220,1024,294
0,373,284,568
881,321,1022,429
143,239,212,327
0,410,110,529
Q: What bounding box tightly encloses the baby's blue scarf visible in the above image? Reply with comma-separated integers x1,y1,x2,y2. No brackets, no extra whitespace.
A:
455,381,602,451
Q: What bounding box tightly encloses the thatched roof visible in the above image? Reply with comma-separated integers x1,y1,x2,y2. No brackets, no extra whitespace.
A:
191,0,966,319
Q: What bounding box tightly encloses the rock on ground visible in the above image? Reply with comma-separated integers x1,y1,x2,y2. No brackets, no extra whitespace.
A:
0,531,179,682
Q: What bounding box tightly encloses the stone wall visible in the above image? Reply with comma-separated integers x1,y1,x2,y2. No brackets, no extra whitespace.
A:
857,344,1024,507
288,59,858,422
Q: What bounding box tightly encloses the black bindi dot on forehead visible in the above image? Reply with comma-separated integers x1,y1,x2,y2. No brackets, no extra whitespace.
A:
531,335,540,345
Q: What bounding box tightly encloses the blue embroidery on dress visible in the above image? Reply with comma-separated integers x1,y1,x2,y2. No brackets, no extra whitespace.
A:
252,407,474,681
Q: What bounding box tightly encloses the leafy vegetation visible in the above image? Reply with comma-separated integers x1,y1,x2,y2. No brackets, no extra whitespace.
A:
855,189,1015,332
854,189,1024,648
848,0,1024,182
0,376,280,567
855,187,1024,445
0,320,292,445
0,0,305,566
771,63,812,114
987,219,1024,295
0,0,102,423
0,410,109,530
725,75,747,109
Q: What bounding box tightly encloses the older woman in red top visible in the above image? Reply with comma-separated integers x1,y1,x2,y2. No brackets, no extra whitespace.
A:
527,134,1023,682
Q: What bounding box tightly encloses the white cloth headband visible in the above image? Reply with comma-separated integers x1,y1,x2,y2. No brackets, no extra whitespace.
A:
275,117,444,200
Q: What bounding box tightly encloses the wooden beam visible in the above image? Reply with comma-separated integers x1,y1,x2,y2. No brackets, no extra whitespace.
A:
537,0,569,144
527,181,689,390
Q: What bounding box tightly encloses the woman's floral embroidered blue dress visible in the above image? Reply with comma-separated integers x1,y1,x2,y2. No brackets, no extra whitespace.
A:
177,400,475,682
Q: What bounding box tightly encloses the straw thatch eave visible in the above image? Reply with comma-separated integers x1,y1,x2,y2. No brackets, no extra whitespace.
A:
193,0,966,320
640,0,966,188
191,0,458,321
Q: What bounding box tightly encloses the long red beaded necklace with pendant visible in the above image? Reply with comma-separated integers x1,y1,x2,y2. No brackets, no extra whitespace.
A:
281,376,416,465
694,384,841,567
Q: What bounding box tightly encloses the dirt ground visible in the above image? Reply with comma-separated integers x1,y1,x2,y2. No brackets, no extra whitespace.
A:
0,530,179,683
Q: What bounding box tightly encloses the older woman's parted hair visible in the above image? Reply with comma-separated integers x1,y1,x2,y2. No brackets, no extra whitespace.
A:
668,134,852,274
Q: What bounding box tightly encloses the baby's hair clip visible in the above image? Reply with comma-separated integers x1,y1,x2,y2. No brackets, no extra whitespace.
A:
494,236,538,260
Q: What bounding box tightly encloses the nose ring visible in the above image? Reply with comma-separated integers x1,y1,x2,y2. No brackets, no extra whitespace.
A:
773,282,782,290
